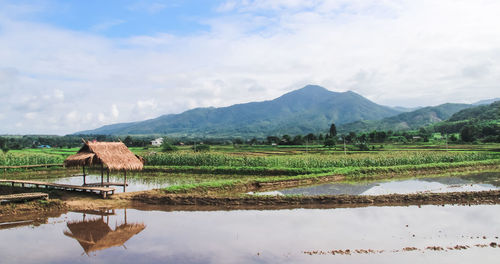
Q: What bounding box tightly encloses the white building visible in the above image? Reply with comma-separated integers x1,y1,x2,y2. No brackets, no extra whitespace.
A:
151,138,164,146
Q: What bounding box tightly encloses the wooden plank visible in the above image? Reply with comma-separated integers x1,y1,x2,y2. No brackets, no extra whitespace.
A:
0,192,49,203
0,179,115,197
84,182,129,187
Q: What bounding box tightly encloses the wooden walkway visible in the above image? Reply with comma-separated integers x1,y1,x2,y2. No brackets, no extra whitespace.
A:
0,180,115,198
0,192,49,204
84,182,128,187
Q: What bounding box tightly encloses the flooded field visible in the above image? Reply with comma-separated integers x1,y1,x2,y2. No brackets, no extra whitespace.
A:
0,171,241,193
266,172,500,196
1,205,500,263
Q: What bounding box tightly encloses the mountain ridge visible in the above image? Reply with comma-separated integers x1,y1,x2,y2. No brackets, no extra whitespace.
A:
338,103,474,133
76,85,401,137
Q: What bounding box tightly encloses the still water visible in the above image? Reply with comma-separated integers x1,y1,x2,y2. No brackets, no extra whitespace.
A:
1,205,500,263
1,171,240,193
269,172,500,196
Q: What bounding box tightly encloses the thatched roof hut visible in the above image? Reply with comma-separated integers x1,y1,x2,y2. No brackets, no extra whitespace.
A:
64,141,143,171
64,218,145,254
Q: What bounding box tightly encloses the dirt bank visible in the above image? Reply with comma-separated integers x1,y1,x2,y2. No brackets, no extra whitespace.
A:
2,189,500,216
0,200,67,220
129,189,500,209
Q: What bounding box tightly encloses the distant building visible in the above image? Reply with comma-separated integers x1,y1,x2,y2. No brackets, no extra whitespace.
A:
151,138,164,147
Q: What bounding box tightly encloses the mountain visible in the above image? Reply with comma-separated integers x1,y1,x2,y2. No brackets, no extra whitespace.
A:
390,106,423,112
77,85,401,137
338,103,474,133
448,101,500,122
472,98,500,106
430,101,500,135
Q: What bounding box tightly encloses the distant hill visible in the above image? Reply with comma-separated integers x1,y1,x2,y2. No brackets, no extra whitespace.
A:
390,106,423,112
77,85,401,137
447,101,500,122
338,103,474,133
431,101,500,135
473,98,500,106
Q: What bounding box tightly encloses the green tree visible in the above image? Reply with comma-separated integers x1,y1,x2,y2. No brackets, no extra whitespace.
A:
305,133,316,142
292,135,304,145
324,138,336,148
329,123,337,137
266,136,280,145
281,135,292,145
460,125,476,142
161,138,178,152
123,136,133,147
193,144,210,152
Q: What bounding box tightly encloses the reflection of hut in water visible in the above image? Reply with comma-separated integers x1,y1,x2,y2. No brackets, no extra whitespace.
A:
64,140,144,192
64,209,145,255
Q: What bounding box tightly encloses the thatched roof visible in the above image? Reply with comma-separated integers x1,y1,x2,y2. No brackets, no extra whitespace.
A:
64,219,145,254
64,141,143,171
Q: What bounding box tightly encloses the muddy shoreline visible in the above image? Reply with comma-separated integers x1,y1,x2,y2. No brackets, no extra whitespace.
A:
3,188,500,217
129,189,500,209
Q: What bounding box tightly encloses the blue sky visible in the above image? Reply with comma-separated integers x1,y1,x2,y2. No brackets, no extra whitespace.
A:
12,0,218,37
1,0,499,134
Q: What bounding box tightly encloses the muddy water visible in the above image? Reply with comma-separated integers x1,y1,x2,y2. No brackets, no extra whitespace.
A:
269,171,500,196
1,205,500,263
1,171,239,193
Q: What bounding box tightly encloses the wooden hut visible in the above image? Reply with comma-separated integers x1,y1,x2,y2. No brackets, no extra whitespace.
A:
64,141,143,192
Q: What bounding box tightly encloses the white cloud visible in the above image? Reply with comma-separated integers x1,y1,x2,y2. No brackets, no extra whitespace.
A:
98,113,106,123
1,0,500,134
24,112,37,120
65,111,77,122
111,104,119,119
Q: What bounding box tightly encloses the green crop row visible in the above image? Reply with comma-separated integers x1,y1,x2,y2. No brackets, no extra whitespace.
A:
146,151,492,169
0,152,65,166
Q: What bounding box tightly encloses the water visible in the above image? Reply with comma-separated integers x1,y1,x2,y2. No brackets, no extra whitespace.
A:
1,205,500,263
268,172,500,196
1,171,240,193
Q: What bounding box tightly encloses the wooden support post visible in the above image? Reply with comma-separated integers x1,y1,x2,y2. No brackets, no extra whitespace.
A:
107,168,110,183
100,164,104,186
123,170,127,192
83,165,86,185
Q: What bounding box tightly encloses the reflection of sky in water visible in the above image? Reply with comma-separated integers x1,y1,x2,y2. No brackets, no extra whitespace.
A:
361,180,498,195
1,172,237,193
42,175,172,193
1,206,500,263
276,172,500,196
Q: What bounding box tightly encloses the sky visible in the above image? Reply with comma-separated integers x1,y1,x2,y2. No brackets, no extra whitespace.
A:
0,0,499,135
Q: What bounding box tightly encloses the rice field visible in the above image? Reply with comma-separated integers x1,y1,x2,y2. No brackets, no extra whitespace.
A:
144,151,493,169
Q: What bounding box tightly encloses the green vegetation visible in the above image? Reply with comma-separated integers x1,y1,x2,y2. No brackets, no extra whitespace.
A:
0,152,65,166
431,101,500,143
76,85,400,137
163,159,500,194
144,151,491,168
339,103,473,133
